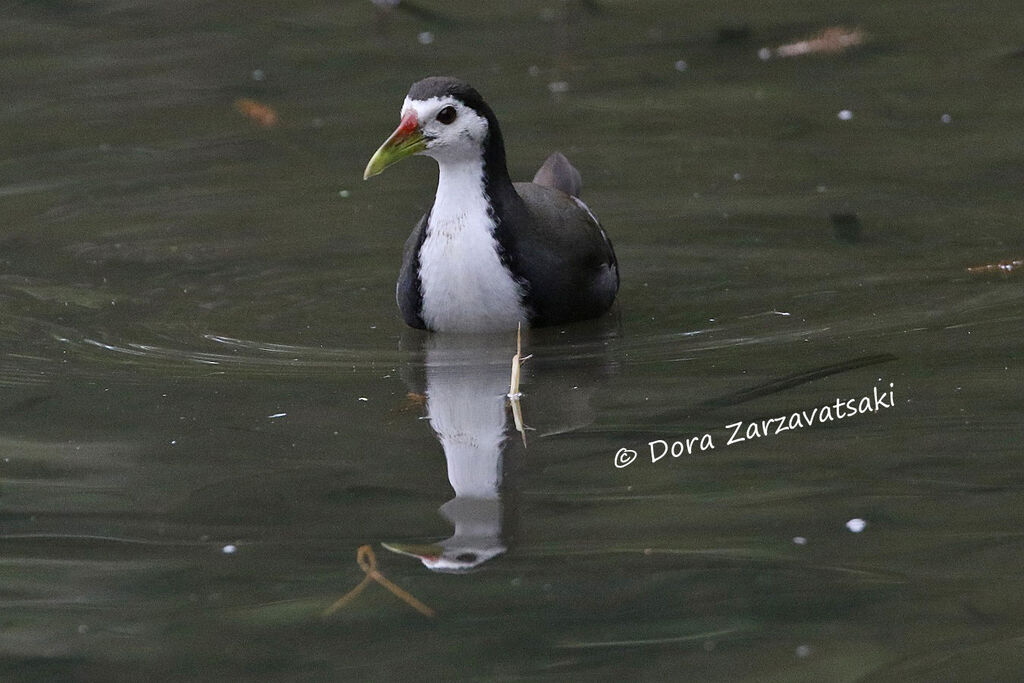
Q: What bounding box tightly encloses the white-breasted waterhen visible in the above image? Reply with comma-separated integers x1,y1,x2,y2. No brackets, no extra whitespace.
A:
364,77,619,333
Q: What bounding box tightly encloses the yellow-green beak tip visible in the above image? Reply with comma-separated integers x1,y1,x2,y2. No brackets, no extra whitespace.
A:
363,154,384,180
363,112,426,180
382,542,444,560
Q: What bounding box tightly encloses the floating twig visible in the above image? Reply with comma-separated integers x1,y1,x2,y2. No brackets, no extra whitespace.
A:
759,26,865,60
507,323,532,447
322,545,435,618
510,398,528,448
507,322,524,399
967,259,1023,276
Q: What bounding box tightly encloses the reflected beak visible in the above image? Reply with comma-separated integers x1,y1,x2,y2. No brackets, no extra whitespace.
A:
381,542,443,562
363,111,427,179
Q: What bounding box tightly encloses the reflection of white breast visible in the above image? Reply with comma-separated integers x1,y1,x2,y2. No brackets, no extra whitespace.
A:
418,160,526,333
425,363,507,500
418,340,511,572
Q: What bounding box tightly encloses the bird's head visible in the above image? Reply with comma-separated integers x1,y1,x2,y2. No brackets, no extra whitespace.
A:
382,540,506,573
364,77,500,179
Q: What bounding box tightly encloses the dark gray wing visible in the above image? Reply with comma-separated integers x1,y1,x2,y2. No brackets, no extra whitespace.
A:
396,212,430,329
506,182,618,326
531,152,583,198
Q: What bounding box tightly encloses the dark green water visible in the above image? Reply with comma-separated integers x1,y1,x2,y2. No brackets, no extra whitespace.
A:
3,1,1024,680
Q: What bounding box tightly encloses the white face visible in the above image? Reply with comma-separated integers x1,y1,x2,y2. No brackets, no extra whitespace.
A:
402,95,489,163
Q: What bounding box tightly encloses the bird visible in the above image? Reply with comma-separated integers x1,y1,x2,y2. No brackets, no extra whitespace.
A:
363,76,619,333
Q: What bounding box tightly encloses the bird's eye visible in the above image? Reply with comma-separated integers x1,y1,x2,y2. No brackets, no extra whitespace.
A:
436,106,457,125
455,552,478,563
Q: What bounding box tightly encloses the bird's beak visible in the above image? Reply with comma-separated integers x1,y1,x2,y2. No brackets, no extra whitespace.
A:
363,111,426,179
381,542,443,562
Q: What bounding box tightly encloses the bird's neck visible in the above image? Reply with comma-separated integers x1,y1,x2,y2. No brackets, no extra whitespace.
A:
431,157,493,238
433,142,516,215
478,130,520,216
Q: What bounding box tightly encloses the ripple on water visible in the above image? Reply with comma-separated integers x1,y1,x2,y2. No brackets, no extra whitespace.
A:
66,333,412,377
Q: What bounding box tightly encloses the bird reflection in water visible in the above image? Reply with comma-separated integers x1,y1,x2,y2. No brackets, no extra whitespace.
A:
384,322,616,573
385,334,519,572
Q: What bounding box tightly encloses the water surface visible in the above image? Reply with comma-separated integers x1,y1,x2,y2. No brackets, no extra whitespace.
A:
3,1,1024,680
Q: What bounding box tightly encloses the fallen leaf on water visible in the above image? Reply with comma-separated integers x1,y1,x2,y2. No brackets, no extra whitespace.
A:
234,98,279,128
760,26,865,60
403,392,427,407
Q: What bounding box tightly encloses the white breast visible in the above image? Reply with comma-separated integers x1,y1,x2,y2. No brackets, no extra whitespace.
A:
417,160,526,333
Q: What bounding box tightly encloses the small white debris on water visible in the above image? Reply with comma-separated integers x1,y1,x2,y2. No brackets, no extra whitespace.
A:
358,397,369,402
417,31,434,45
793,536,807,545
338,189,350,198
795,644,812,658
941,113,952,124
837,109,854,121
732,172,742,181
674,59,689,71
268,413,287,419
547,81,570,94
251,69,265,81
758,47,773,61
222,544,237,554
846,518,867,533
